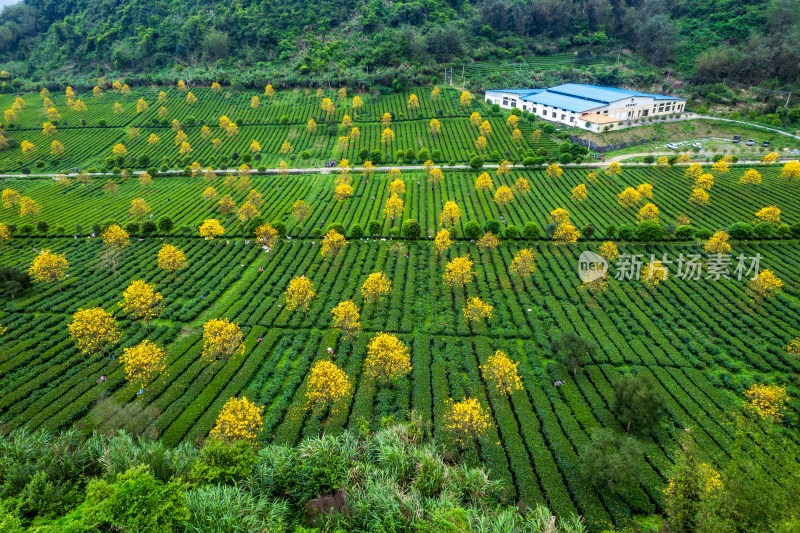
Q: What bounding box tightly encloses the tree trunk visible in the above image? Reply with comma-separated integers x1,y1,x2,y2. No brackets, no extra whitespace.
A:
627,418,632,434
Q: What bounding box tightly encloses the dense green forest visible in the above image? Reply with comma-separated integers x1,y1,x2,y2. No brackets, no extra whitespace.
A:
0,0,798,89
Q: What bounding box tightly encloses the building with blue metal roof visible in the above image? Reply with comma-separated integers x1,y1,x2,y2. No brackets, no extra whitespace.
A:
485,84,685,132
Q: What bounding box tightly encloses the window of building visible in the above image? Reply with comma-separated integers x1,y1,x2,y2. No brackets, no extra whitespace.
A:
552,111,557,118
511,99,517,106
561,114,565,120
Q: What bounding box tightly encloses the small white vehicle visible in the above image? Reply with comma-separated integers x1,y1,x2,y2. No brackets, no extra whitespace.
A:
667,143,679,150
692,142,702,149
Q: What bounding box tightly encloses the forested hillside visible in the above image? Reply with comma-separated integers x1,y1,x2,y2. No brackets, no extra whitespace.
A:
0,0,798,89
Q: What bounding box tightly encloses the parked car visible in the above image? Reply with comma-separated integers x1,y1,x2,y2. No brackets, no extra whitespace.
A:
746,139,755,146
762,141,770,147
692,143,702,149
733,135,742,143
667,143,679,150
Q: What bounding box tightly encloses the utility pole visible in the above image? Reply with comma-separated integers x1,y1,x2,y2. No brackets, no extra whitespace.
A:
786,91,792,110
461,64,465,87
616,49,620,65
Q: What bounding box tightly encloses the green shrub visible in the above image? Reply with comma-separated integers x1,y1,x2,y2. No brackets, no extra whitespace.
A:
504,225,519,239
140,221,156,236
271,220,287,237
464,221,482,239
643,155,655,164
469,156,483,171
582,223,595,240
125,223,140,235
54,225,66,235
325,223,345,236
368,220,381,236
19,223,33,235
617,224,636,241
401,219,421,239
36,221,49,234
635,220,665,242
192,440,257,486
754,222,773,239
310,228,322,238
247,216,265,235
157,216,173,234
729,222,754,240
696,228,713,240
790,222,800,238
79,465,189,531
102,219,120,232
522,222,541,239
674,225,695,240
350,223,364,239
776,223,790,237
483,219,501,235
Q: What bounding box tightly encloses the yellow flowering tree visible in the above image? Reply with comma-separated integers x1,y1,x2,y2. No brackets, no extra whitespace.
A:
711,158,730,174
604,161,621,176
202,317,245,364
306,361,351,413
744,384,787,422
617,187,641,207
514,177,530,195
331,300,361,342
443,255,475,288
477,231,500,251
285,276,316,316
119,280,163,332
641,261,668,290
364,332,412,383
361,272,392,303
28,249,69,288
475,172,493,192
494,185,514,207
695,173,714,190
572,184,588,203
68,307,122,356
704,231,731,254
779,160,800,183
2,188,20,208
384,194,404,218
546,162,563,179
463,297,493,326
509,248,537,279
549,207,570,225
479,120,492,137
210,397,264,441
747,270,783,304
685,163,703,180
237,201,260,222
157,244,187,275
320,229,346,260
761,152,778,165
19,197,41,220
199,219,225,242
637,203,660,223
291,200,312,228
739,168,761,187
755,206,780,224
475,136,487,151
553,222,580,245
482,351,522,396
433,229,452,259
439,201,461,227
655,156,670,172
689,188,710,206
444,397,491,446
469,112,481,127
130,198,151,218
120,340,167,391
598,241,619,262
429,167,444,186
430,118,441,134
381,127,395,146
334,182,354,201
253,223,279,248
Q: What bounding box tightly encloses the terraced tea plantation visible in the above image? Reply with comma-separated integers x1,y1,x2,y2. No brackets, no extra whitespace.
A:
0,86,556,172
0,85,799,532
